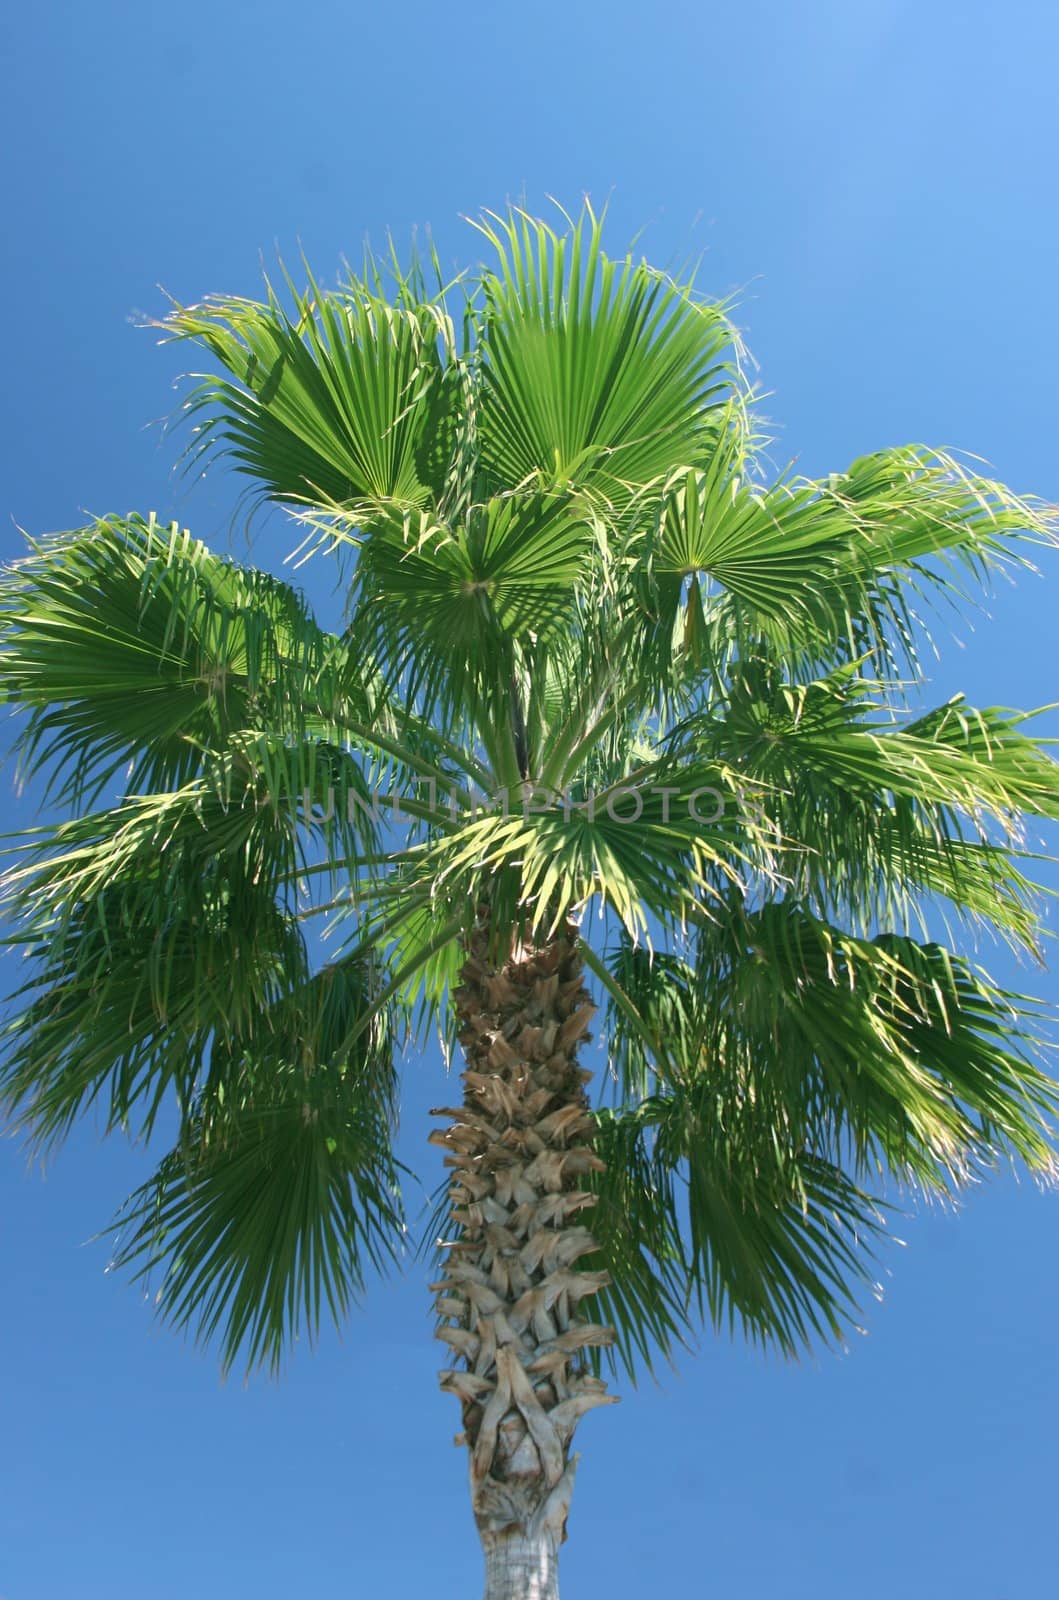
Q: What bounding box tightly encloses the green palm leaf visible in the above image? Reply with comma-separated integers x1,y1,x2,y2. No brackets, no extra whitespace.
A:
108,956,402,1373
639,446,1057,691
166,254,458,513
0,512,370,806
472,204,744,503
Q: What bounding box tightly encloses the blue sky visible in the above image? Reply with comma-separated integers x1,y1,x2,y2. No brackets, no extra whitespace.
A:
2,2,1059,1595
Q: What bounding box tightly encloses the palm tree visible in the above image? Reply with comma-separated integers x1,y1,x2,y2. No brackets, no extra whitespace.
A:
2,206,1058,1599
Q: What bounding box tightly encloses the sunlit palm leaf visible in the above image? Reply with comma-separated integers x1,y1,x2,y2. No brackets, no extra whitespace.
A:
166,254,458,513
472,204,744,504
0,512,370,807
645,446,1057,689
606,907,1059,1193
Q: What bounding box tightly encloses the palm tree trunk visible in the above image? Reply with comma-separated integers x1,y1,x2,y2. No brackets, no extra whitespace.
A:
481,1526,560,1600
430,914,618,1600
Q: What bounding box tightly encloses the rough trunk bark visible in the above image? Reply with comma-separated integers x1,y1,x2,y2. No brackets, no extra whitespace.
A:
430,912,618,1600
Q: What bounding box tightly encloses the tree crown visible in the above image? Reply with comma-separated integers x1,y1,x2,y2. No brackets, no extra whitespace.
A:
3,204,1058,1374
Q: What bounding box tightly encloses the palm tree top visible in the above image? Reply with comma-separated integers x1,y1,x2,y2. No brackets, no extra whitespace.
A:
2,203,1058,1376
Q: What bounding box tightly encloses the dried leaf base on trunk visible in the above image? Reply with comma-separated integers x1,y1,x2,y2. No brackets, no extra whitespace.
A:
430,920,618,1600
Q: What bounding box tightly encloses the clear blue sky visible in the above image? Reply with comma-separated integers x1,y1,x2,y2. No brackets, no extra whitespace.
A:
2,2,1059,1595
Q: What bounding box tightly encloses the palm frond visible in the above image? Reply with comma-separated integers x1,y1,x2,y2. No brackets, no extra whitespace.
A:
583,1106,694,1375
644,446,1058,691
343,488,601,731
605,907,1059,1196
411,757,755,941
592,903,1057,1356
472,203,746,506
680,667,1059,945
164,252,459,514
0,513,367,808
591,1095,886,1357
0,711,395,1147
108,955,403,1373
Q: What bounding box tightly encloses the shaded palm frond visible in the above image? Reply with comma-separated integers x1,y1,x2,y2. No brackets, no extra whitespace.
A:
590,1095,886,1358
108,954,403,1374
